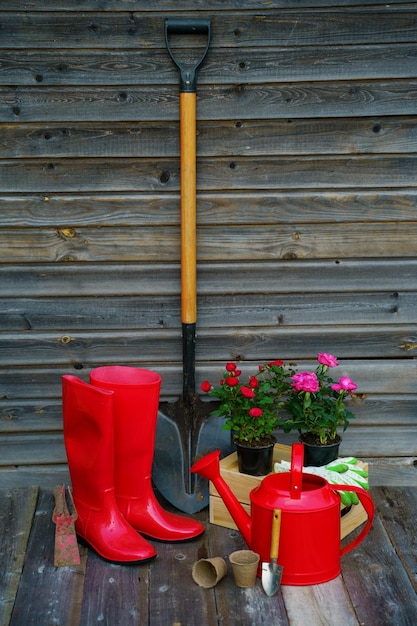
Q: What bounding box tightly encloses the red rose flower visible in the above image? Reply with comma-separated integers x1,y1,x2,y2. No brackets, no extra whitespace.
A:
225,362,236,372
226,376,239,387
200,381,211,393
241,386,255,398
249,407,263,418
249,376,259,388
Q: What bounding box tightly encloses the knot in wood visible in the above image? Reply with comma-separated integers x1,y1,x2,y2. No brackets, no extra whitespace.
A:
58,228,76,239
399,341,417,351
59,335,73,345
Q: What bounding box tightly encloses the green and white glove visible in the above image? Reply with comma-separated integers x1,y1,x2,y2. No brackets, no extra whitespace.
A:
320,458,369,506
274,457,369,507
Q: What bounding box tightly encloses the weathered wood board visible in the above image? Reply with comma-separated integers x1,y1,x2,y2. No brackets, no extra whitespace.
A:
3,486,417,626
1,1,417,484
0,487,39,626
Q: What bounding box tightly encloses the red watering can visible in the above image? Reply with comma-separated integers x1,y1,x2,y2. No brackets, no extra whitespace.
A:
191,443,374,585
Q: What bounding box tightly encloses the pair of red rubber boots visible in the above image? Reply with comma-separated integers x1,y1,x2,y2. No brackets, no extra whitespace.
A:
62,366,204,563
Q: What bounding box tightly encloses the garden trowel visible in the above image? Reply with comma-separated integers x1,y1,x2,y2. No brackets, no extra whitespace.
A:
262,508,283,596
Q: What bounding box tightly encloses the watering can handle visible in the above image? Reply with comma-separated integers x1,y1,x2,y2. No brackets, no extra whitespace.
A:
290,443,304,499
331,484,375,556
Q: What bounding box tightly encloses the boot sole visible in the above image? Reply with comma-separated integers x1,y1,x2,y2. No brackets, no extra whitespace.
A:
138,529,205,543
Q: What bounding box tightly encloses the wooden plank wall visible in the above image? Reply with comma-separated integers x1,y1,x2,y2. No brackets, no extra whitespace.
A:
1,1,416,486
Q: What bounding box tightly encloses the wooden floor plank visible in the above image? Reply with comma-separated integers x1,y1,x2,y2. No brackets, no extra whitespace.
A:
341,512,417,626
80,550,148,626
148,519,218,626
9,489,87,626
209,525,290,626
2,487,416,625
282,577,359,626
0,486,39,626
373,486,417,593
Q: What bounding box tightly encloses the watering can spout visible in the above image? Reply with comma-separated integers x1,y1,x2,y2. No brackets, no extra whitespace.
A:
191,450,252,546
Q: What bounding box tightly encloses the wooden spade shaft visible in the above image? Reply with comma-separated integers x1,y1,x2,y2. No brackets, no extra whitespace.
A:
180,92,197,329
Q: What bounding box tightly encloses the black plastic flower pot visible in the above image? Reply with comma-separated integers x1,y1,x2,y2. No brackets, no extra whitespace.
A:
235,439,275,476
299,434,341,467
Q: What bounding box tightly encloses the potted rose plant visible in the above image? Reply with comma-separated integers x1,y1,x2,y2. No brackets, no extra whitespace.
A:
201,360,289,475
279,353,358,465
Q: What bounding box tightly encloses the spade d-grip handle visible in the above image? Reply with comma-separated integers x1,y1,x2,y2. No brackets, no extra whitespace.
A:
165,18,211,92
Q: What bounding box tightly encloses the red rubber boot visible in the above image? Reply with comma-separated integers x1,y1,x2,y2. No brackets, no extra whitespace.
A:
89,366,205,541
62,375,156,562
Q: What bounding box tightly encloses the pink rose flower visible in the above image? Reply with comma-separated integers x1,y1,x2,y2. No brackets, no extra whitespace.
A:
241,386,255,398
249,407,263,418
200,381,211,393
332,376,357,392
317,353,339,368
291,371,320,393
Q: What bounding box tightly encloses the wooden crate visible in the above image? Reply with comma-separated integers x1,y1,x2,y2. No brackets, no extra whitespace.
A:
209,444,369,540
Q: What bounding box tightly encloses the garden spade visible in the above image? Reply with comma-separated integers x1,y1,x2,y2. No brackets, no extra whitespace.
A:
152,18,233,514
262,509,283,596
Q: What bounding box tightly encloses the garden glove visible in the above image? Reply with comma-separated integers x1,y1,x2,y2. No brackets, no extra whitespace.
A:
274,457,368,507
322,457,369,506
